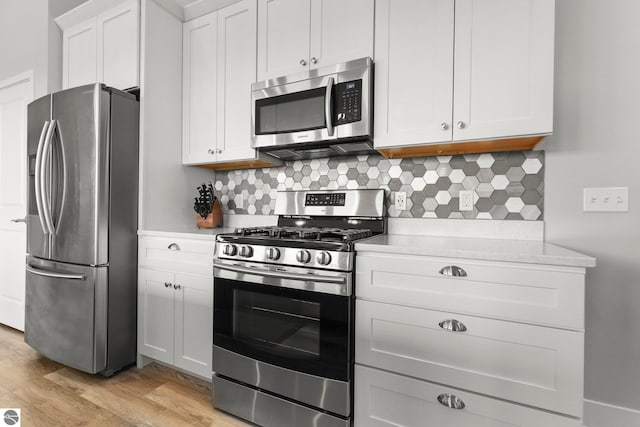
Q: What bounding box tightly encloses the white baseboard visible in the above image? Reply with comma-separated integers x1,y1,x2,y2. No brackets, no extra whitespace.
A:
584,399,640,427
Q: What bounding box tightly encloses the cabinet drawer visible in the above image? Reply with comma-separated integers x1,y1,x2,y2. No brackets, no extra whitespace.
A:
356,253,585,329
356,300,584,417
138,236,214,275
355,365,581,427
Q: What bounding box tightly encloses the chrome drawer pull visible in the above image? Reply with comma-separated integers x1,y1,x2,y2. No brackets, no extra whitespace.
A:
438,265,467,277
164,282,172,288
438,319,467,332
437,393,465,410
167,243,181,251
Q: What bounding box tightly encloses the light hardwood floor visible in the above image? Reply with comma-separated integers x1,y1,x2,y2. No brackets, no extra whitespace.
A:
0,324,250,426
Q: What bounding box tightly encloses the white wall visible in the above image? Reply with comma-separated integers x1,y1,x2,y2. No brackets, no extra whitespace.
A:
543,0,640,416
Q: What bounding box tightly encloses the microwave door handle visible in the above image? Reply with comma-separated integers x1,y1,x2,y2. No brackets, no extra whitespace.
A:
325,77,335,137
34,121,50,234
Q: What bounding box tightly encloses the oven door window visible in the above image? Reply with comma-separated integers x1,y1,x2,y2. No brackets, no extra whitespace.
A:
255,87,327,135
214,278,350,381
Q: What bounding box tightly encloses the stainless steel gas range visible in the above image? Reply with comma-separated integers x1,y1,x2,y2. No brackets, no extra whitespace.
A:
212,189,385,427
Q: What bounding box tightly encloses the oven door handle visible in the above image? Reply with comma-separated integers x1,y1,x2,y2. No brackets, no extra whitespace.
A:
214,261,346,285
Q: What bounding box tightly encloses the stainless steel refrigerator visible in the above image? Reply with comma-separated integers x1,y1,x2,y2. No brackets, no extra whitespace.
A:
24,83,139,376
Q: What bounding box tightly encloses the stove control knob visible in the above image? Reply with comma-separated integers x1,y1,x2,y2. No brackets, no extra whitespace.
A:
239,245,253,258
316,251,332,266
296,250,311,264
223,244,237,256
266,247,281,260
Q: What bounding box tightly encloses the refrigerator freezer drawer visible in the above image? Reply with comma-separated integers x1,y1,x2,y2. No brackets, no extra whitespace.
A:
24,256,108,374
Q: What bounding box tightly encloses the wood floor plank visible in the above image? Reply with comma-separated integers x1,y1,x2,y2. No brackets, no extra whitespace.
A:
0,325,251,426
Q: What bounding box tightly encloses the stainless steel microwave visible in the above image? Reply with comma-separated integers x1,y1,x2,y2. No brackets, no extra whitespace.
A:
251,57,373,160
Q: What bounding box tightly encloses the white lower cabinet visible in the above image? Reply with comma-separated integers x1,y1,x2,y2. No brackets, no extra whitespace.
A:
137,234,214,379
354,251,586,426
355,365,581,427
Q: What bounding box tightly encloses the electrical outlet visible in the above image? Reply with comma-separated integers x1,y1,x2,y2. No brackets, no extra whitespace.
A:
583,187,628,212
235,195,244,209
459,190,474,211
395,192,407,211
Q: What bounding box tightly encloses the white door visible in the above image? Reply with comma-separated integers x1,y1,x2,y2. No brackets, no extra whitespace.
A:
257,0,311,80
174,272,213,378
452,0,555,141
309,0,374,69
0,72,32,331
138,268,175,364
217,0,258,163
373,0,455,149
182,13,218,164
63,20,98,89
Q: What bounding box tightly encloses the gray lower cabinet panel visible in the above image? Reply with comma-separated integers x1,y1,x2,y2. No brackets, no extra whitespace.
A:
354,365,581,427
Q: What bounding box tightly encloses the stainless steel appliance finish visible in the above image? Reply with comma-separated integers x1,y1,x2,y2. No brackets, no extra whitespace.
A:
214,346,350,417
24,83,139,376
251,57,373,160
213,189,385,426
213,375,349,427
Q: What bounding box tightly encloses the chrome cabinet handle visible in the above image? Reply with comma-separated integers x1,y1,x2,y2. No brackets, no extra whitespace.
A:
216,148,222,154
164,282,172,288
208,149,215,155
437,393,465,410
438,319,467,332
441,122,449,130
300,59,307,66
456,121,466,129
173,284,181,290
167,243,181,251
438,265,467,277
311,56,318,64
11,217,26,223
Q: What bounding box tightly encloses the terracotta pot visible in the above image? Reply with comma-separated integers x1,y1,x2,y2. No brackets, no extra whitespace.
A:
196,200,223,228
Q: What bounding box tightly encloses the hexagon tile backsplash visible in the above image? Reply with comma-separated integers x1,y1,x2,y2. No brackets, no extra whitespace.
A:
212,150,544,220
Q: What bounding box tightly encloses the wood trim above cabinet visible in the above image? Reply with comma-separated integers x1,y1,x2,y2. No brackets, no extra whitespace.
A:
377,135,547,159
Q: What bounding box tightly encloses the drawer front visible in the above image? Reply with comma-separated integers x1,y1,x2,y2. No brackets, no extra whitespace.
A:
138,236,214,275
356,300,584,417
355,365,581,427
356,253,585,329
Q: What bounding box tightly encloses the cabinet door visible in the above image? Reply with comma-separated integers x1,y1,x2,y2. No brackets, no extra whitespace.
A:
63,20,98,89
257,0,311,80
138,268,174,365
309,0,373,69
174,273,213,379
453,0,555,141
373,0,455,149
97,0,140,90
217,0,258,162
183,13,218,164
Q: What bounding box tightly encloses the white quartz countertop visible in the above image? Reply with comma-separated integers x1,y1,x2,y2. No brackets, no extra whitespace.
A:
355,234,596,268
138,226,236,241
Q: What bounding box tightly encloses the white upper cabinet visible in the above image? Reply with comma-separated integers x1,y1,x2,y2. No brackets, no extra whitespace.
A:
60,0,140,90
183,0,264,166
182,13,217,164
374,0,555,151
257,0,374,81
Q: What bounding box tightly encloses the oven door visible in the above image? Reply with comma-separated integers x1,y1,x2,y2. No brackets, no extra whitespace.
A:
213,275,351,382
252,74,338,148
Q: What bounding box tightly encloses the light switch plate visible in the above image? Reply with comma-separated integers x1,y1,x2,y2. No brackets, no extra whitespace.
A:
583,187,629,212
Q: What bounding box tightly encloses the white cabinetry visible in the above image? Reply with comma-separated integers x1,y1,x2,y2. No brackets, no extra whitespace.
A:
137,234,214,379
58,0,139,90
183,0,276,169
355,251,585,427
257,0,374,80
374,0,555,157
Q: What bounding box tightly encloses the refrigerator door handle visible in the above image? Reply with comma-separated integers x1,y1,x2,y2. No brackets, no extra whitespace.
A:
40,120,57,235
34,120,50,234
26,264,87,281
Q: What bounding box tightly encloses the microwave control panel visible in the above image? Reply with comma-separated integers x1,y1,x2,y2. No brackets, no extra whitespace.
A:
335,80,362,125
